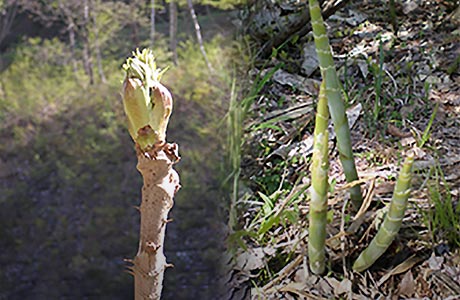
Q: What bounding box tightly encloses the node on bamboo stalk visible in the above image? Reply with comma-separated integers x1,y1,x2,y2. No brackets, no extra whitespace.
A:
122,49,180,299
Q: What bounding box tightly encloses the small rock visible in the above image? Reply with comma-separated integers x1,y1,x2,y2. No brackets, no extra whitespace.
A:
301,42,319,77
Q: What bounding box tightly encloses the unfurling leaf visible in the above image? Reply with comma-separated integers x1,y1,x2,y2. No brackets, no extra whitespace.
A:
122,48,172,150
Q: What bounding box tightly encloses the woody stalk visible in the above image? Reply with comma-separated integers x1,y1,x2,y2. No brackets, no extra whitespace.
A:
122,49,180,299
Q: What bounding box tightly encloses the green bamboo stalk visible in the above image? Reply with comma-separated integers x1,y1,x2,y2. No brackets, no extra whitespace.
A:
308,80,329,275
308,0,363,209
353,154,414,272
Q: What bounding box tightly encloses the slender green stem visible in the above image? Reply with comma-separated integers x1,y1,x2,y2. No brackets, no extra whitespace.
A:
308,0,363,209
373,39,384,124
353,154,414,272
389,0,398,33
308,80,329,275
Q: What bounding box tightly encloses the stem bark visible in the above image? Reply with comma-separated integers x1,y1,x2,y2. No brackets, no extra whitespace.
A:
131,145,180,299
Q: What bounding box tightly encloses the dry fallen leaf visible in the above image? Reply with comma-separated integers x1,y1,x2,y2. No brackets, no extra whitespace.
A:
335,278,352,296
397,270,415,297
428,254,444,271
324,277,340,292
387,123,412,138
278,282,310,298
236,248,265,271
318,278,334,295
377,254,422,286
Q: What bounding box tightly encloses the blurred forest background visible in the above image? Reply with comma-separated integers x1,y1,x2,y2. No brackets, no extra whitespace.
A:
0,0,239,299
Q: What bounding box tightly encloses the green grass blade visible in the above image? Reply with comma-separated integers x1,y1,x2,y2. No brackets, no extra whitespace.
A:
418,102,438,148
373,38,385,123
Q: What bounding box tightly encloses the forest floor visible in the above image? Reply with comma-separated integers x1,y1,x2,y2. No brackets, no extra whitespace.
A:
231,0,460,299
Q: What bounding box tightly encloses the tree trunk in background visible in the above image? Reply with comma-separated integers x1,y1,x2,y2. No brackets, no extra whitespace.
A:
131,23,139,45
254,0,349,59
91,0,106,83
82,0,94,85
0,57,6,98
0,1,18,49
150,0,155,47
130,0,140,45
57,0,80,83
169,0,178,65
186,0,213,72
67,24,80,80
129,0,139,47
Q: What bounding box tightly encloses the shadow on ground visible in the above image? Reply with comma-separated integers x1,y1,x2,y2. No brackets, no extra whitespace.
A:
0,89,228,299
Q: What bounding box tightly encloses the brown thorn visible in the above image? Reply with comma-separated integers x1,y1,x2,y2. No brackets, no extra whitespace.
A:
164,263,174,269
124,258,134,264
147,270,159,278
162,218,174,224
163,142,180,163
145,241,161,253
175,184,181,194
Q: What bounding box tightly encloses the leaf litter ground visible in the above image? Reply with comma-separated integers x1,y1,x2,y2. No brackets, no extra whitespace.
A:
230,1,460,298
